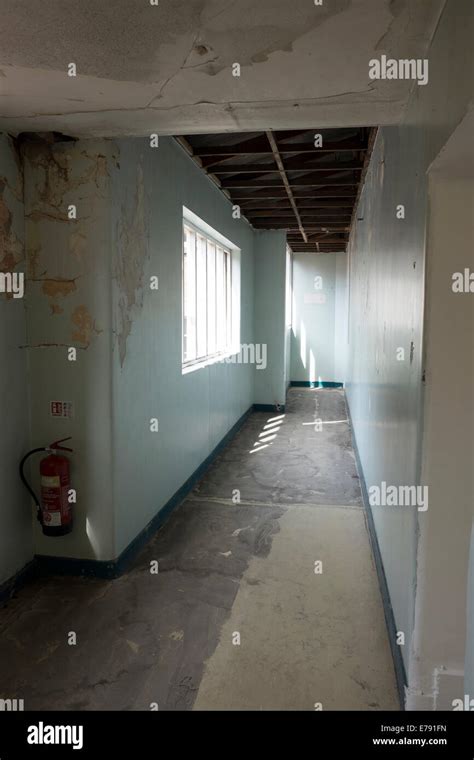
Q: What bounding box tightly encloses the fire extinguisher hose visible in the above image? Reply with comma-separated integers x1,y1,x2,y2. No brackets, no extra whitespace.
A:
19,447,48,521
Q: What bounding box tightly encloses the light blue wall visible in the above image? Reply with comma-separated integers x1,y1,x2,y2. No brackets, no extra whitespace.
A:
0,135,32,585
290,252,347,384
110,138,256,555
253,230,287,408
334,253,348,383
284,248,292,390
19,135,286,563
416,169,474,707
17,134,261,564
346,127,424,670
345,0,473,685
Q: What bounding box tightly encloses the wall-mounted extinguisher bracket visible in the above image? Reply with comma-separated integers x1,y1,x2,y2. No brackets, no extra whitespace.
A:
19,437,74,537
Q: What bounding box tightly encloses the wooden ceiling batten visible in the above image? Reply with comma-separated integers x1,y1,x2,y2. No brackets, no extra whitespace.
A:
175,127,374,253
265,130,307,244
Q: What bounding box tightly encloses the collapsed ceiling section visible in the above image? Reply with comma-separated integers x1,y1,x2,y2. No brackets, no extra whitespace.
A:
177,128,375,253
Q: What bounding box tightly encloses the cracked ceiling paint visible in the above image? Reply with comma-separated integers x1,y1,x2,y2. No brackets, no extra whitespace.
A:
0,0,444,137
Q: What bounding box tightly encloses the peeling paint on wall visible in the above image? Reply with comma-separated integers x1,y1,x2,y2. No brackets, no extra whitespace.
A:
22,137,118,350
0,132,32,584
71,304,101,347
18,135,118,561
0,144,25,290
115,162,149,366
40,278,77,299
0,138,25,300
70,230,87,260
22,141,109,210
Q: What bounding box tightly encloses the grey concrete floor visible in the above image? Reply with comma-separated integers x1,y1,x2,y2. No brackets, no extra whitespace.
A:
0,389,399,710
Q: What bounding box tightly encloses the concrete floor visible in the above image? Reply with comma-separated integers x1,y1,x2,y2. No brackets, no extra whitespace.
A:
0,389,399,710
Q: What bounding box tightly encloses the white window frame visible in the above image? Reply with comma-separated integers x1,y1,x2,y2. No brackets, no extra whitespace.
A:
285,245,293,328
182,214,236,373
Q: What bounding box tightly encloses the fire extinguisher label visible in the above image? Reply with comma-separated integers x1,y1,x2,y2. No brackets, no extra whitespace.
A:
41,475,61,488
39,451,72,531
43,510,62,527
41,476,71,526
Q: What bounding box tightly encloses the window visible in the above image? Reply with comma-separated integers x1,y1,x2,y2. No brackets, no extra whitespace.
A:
183,221,233,368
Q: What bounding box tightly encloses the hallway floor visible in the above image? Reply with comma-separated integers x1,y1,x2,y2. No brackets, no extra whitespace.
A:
0,389,399,710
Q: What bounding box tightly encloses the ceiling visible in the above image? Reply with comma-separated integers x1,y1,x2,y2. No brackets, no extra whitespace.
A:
179,128,375,253
428,106,474,180
0,0,444,138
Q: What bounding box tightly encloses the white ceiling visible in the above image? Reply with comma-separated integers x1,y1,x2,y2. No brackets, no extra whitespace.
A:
0,0,445,138
428,107,474,179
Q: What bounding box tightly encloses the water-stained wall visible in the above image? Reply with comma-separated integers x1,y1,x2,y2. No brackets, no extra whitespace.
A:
22,137,117,561
0,134,32,586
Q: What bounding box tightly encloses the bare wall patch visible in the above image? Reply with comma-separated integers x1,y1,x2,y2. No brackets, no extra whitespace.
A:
71,304,101,347
115,162,150,367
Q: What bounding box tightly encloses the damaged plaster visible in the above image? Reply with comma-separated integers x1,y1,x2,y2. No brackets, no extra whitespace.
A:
71,304,102,348
20,135,118,562
39,278,77,299
22,137,116,346
0,138,25,290
22,140,109,211
0,132,32,585
114,162,149,366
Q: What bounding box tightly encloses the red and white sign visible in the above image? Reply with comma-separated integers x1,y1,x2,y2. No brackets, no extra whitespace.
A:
50,401,74,419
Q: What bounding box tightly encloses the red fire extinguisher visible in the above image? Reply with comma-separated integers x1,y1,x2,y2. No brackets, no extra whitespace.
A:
20,437,74,536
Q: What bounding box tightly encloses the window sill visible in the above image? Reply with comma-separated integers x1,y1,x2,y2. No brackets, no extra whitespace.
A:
182,348,240,375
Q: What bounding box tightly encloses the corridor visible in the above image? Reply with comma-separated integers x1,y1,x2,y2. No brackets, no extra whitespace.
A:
0,389,398,711
0,1,472,735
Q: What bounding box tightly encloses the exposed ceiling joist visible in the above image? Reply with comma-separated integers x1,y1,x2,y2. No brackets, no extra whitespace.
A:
266,130,308,244
245,209,352,218
291,246,347,251
231,187,357,198
238,200,355,209
260,228,349,235
194,139,368,158
176,127,374,253
220,177,359,189
211,162,364,174
255,224,350,230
